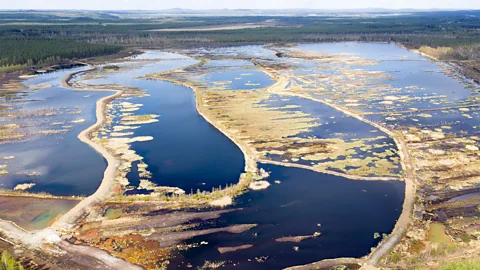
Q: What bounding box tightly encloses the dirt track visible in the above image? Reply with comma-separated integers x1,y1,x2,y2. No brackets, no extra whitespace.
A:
0,220,143,269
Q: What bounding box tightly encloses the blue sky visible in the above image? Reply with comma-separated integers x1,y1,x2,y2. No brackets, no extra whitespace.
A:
2,0,479,10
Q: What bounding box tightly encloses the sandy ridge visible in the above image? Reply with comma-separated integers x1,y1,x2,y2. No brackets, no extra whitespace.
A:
52,54,415,268
1,64,143,269
55,58,259,231
259,160,400,181
151,78,258,175
263,71,416,267
52,65,123,231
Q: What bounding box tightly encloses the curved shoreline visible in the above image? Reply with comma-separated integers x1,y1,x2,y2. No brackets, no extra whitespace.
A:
194,83,258,174
149,76,401,183
52,66,123,231
259,160,400,181
54,58,257,231
61,63,97,89
54,52,413,267
147,77,258,175
261,70,416,267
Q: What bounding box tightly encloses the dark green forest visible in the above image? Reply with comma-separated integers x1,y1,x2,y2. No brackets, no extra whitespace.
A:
0,38,121,70
0,10,479,72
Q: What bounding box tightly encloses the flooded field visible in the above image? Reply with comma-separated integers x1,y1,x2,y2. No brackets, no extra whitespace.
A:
2,42,477,269
185,45,277,58
74,55,246,195
293,42,479,119
0,68,110,196
170,164,404,269
260,95,402,177
146,45,404,179
200,60,274,90
71,45,408,269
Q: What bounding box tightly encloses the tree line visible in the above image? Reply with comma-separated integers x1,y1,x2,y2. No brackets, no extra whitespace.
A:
0,38,122,69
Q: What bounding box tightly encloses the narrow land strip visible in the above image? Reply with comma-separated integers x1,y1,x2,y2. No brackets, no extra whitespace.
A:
22,53,415,268
53,66,124,231
0,220,143,270
0,64,146,269
262,69,417,267
259,160,400,181
361,103,480,115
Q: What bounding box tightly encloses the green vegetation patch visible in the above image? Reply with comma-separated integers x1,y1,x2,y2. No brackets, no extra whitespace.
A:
441,257,480,270
428,223,452,245
0,37,122,69
1,251,24,270
105,208,123,219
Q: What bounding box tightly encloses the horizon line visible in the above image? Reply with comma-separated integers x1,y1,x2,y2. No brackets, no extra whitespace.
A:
1,8,479,12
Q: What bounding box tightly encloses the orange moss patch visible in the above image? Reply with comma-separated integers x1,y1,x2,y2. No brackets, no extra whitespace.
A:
408,239,426,253
78,222,103,239
77,227,170,269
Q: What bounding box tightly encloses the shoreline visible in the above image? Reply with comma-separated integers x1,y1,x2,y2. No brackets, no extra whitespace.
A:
150,76,403,183
10,49,415,266
0,191,83,201
52,65,124,231
259,160,401,181
54,57,258,231
147,77,258,175
61,63,97,89
259,67,416,267
54,51,416,266
0,63,123,234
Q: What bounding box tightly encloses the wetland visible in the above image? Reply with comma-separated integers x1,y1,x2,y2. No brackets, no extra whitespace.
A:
0,42,478,270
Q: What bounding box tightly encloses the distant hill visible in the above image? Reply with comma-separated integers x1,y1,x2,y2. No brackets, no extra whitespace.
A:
1,8,479,17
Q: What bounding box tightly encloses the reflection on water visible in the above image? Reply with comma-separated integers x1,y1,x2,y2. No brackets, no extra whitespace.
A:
118,80,246,193
0,67,109,196
83,55,246,193
171,164,404,269
200,60,275,90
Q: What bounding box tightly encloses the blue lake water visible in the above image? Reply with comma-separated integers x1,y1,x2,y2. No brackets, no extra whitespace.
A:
0,47,409,267
118,80,246,193
81,56,246,193
299,42,478,110
200,60,275,90
191,45,277,58
0,68,109,196
294,42,479,137
171,164,405,269
74,50,406,268
298,42,425,61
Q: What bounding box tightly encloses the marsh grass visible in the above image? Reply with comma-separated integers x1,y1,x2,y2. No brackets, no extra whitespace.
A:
0,125,24,142
401,243,461,268
419,46,453,59
0,251,24,270
440,257,480,270
198,260,225,270
111,171,258,206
